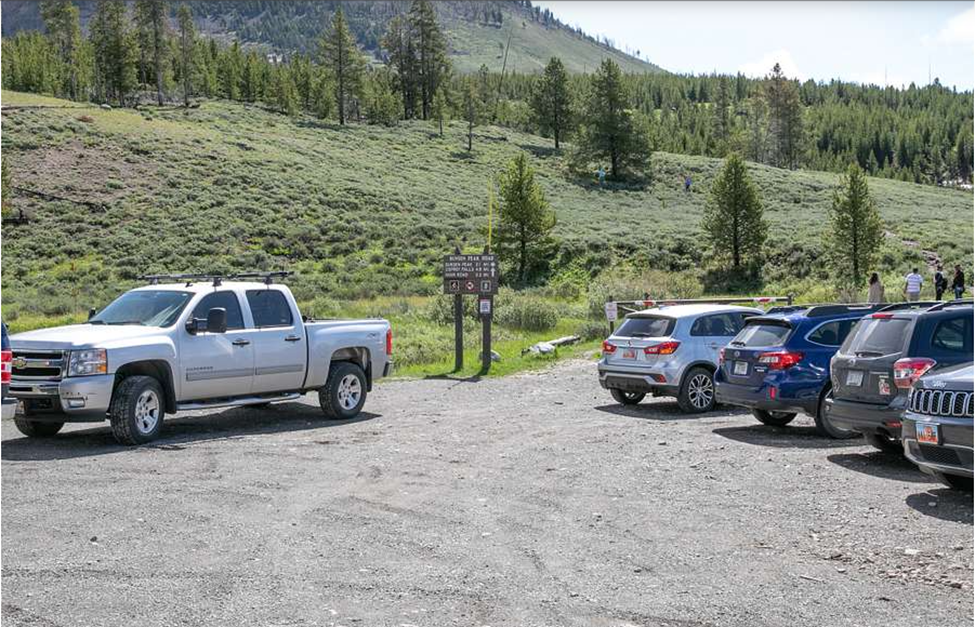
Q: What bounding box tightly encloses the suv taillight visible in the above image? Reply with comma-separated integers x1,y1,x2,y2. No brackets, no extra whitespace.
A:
602,340,617,354
385,328,393,356
758,350,804,370
893,357,936,389
644,341,680,355
1,350,11,384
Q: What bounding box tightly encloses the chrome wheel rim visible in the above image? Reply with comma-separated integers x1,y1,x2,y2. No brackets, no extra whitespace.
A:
134,389,160,435
688,374,713,410
337,374,362,411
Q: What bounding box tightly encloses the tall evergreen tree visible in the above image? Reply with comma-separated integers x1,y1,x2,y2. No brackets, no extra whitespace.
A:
176,3,195,107
496,153,557,284
711,75,731,155
530,57,572,150
462,78,484,152
575,58,651,180
825,164,883,288
40,0,83,99
381,14,419,119
320,7,366,125
90,0,138,106
134,0,169,105
408,0,449,120
431,83,449,137
763,63,804,169
702,153,767,269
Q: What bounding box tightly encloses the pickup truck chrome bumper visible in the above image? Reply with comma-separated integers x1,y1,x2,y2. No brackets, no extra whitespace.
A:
9,374,115,417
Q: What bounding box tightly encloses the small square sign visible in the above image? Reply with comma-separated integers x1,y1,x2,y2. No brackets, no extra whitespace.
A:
479,298,492,315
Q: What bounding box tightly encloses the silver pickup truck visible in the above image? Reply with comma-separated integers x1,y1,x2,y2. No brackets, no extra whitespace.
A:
8,276,392,445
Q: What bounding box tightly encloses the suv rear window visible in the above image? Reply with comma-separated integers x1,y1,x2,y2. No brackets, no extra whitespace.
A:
617,316,675,338
842,318,911,356
730,321,792,348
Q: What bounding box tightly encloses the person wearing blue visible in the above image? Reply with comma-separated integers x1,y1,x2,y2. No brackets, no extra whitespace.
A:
684,173,692,192
596,166,606,186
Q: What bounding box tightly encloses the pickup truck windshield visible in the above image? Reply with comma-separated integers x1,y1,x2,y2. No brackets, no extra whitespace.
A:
90,290,193,327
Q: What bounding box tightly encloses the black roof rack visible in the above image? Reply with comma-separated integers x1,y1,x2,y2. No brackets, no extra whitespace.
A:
138,271,293,287
877,301,941,312
925,299,974,312
804,303,887,318
764,305,810,316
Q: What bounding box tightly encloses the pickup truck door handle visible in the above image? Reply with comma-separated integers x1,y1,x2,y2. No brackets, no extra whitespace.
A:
232,338,251,347
284,335,301,342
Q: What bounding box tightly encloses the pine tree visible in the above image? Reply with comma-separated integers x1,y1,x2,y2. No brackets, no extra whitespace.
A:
495,152,557,284
40,0,83,99
90,0,138,106
176,3,195,107
530,57,572,150
763,63,804,169
702,153,767,269
134,0,169,106
381,14,419,119
431,83,449,137
462,79,482,152
408,0,449,120
320,7,366,125
711,75,731,155
575,58,651,180
365,69,402,126
825,163,883,287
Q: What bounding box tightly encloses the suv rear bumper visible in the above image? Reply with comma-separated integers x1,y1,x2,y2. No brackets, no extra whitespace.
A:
597,363,679,396
9,374,115,420
714,373,819,415
825,396,905,437
901,412,974,478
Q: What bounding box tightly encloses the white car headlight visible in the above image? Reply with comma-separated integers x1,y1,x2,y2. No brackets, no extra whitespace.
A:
69,349,108,377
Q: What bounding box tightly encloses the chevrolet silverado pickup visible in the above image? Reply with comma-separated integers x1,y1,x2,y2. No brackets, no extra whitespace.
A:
8,275,392,445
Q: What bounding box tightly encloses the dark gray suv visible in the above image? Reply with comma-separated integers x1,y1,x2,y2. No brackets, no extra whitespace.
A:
901,362,973,491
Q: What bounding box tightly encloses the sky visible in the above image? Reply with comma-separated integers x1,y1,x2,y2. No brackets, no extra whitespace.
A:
533,1,974,90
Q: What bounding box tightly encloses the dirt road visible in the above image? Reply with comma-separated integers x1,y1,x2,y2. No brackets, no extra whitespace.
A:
2,359,971,626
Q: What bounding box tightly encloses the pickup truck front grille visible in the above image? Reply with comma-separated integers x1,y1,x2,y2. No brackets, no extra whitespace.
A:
11,350,67,381
909,388,974,419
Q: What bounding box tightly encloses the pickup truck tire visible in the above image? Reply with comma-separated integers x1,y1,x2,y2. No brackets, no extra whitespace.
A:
813,384,858,439
109,375,165,445
320,362,367,420
13,417,64,438
752,409,797,426
610,389,645,405
677,367,715,413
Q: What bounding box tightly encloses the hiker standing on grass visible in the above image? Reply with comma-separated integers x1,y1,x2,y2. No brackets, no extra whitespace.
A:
904,267,923,302
867,272,886,304
596,166,606,187
934,265,948,300
684,173,692,193
952,264,966,299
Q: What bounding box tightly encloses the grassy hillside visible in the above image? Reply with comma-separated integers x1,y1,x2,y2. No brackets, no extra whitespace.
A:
0,0,660,75
1,90,972,359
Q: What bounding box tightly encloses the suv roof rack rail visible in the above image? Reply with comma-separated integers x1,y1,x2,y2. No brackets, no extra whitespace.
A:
139,271,293,287
877,301,941,312
764,305,810,315
925,299,974,312
804,303,887,318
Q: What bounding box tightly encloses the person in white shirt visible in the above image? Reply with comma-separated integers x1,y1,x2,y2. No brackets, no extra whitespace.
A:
904,268,923,301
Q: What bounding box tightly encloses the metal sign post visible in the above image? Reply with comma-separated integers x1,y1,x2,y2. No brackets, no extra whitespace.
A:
479,295,493,373
444,249,499,373
604,295,617,334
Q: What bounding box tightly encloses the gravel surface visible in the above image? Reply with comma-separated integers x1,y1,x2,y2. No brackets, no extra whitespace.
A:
2,359,972,627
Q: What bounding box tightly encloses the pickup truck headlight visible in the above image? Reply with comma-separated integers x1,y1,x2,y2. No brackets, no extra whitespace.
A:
68,349,108,377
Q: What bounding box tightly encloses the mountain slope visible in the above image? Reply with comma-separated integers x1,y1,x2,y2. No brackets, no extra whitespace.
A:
0,0,661,74
1,90,970,321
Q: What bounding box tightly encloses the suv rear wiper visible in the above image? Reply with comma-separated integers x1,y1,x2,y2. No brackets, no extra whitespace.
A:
854,350,883,357
729,341,746,347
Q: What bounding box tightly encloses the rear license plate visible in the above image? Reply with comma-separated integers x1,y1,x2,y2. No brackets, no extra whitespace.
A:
733,361,748,376
916,423,939,445
622,349,637,360
846,370,864,387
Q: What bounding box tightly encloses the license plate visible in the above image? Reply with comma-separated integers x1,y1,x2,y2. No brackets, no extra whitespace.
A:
916,423,939,445
878,377,891,396
734,360,748,376
846,370,864,387
622,349,637,360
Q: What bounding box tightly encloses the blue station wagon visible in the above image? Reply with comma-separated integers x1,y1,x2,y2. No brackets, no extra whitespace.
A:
714,304,886,437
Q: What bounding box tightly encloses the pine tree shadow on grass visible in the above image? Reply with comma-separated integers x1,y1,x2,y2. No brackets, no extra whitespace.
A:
294,119,353,132
449,150,476,161
517,143,559,159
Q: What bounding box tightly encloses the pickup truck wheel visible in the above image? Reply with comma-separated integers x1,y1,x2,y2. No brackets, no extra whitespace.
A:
13,417,64,438
109,376,165,445
752,409,797,426
677,367,715,413
320,362,367,420
813,384,858,439
610,389,645,405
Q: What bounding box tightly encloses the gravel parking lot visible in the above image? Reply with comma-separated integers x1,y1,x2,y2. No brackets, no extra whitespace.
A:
2,359,972,627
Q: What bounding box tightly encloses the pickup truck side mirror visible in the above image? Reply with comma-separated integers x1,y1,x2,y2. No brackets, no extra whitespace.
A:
206,307,228,334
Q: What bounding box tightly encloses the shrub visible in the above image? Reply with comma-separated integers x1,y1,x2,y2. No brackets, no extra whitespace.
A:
493,288,559,331
575,319,609,341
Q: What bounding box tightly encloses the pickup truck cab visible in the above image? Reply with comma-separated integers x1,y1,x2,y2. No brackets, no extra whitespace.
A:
9,277,392,445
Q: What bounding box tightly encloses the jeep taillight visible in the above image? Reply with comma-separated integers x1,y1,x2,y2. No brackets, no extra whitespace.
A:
758,350,804,370
385,328,393,356
893,357,936,389
1,350,11,384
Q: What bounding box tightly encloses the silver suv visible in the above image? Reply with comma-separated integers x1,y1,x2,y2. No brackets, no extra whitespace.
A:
598,304,762,412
